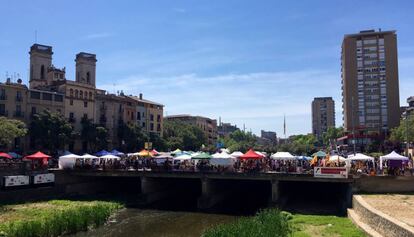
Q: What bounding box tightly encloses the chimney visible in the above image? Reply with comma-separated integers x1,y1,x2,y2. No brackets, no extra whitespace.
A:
139,93,143,100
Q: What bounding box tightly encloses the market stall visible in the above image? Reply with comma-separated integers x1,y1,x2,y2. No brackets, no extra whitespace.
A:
379,151,409,170
58,153,81,169
271,152,296,160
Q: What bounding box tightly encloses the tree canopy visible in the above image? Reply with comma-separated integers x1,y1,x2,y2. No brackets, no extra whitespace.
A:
0,117,27,148
29,110,74,152
162,120,206,151
81,117,108,152
219,129,257,153
390,115,414,144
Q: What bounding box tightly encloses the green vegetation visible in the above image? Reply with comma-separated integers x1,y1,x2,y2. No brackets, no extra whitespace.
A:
390,115,414,144
0,117,27,148
81,117,109,152
291,214,365,237
203,209,365,237
219,129,257,153
163,120,207,151
202,209,293,237
0,200,122,237
29,110,75,152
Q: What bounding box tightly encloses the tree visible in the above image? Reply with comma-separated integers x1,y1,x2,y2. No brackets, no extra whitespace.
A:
148,132,166,151
30,110,74,152
390,115,414,144
218,129,258,153
0,117,27,148
81,117,108,152
162,121,207,151
288,134,317,155
117,122,149,151
322,126,344,147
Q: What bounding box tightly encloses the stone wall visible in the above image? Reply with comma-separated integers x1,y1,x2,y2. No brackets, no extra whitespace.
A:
354,176,414,193
352,195,414,237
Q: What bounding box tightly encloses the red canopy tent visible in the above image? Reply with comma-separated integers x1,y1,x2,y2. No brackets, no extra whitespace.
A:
0,152,12,159
239,149,263,160
24,151,51,166
150,149,159,156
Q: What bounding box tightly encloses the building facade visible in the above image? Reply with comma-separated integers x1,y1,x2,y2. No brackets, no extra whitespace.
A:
0,43,164,153
312,97,335,138
217,122,238,138
341,30,400,135
259,130,277,146
165,115,217,146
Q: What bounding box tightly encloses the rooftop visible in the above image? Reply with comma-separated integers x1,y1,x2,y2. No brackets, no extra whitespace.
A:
344,29,396,39
30,44,53,54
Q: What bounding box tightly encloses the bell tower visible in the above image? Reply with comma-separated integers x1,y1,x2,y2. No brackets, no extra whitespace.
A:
29,44,53,88
75,52,97,88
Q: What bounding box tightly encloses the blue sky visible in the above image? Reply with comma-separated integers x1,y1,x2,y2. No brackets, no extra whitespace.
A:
1,1,413,136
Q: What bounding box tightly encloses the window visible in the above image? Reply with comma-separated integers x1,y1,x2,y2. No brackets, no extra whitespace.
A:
150,114,154,121
42,93,52,101
157,114,161,122
40,65,45,79
142,122,146,128
31,107,36,115
150,123,154,131
69,112,74,119
30,91,41,99
70,89,73,97
89,92,92,100
70,99,73,105
80,91,83,99
86,72,90,84
84,101,88,108
75,90,78,98
137,112,141,120
83,113,88,119
157,124,161,132
54,94,63,102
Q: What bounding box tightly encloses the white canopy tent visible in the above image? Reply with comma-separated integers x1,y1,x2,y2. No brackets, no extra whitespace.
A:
255,151,266,157
81,153,98,159
58,153,81,169
346,153,375,167
329,155,347,162
380,151,409,169
100,154,120,160
210,152,236,166
271,152,296,160
173,154,192,161
230,151,244,158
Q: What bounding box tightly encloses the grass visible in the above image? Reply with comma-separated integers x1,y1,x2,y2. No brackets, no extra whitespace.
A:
0,200,123,237
202,209,366,237
202,209,293,237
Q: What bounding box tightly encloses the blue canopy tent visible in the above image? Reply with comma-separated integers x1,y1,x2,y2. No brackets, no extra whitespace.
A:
95,150,110,156
110,149,125,156
7,152,22,159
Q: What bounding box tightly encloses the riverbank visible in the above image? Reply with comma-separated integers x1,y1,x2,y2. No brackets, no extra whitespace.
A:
202,209,366,237
0,200,123,237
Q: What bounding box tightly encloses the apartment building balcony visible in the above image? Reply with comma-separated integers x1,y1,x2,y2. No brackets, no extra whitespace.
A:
13,111,24,118
0,94,6,100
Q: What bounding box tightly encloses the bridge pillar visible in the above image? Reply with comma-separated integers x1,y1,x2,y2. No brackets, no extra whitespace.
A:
270,180,280,206
197,178,230,210
139,177,174,204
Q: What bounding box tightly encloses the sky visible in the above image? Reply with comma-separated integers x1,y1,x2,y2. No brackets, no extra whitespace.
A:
1,0,413,136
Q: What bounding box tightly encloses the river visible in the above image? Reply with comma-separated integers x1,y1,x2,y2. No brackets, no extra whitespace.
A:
72,208,238,237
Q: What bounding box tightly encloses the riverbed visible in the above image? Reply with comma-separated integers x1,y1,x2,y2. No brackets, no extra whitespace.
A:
71,208,238,237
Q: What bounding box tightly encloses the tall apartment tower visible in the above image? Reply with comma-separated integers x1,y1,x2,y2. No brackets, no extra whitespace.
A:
29,44,53,89
75,52,97,87
312,97,335,138
341,30,400,134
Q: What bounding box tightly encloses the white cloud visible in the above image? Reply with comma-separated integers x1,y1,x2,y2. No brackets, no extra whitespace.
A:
81,32,112,40
98,69,341,136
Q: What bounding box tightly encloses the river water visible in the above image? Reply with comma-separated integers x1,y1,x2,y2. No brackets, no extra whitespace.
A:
72,208,238,237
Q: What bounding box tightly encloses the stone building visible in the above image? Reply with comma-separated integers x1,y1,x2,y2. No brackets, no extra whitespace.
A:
0,43,164,153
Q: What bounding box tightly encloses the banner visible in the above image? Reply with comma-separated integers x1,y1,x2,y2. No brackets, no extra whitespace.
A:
3,175,30,187
33,173,55,184
314,167,348,179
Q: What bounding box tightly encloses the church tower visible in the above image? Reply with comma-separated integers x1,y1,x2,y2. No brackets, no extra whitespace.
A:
75,52,97,88
29,44,53,88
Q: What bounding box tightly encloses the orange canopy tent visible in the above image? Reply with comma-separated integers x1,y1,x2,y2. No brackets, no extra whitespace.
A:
239,149,263,160
24,151,51,165
137,149,153,157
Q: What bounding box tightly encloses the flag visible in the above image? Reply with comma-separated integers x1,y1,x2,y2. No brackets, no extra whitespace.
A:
310,155,318,166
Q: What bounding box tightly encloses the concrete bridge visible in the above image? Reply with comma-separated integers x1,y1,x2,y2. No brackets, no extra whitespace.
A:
52,170,356,211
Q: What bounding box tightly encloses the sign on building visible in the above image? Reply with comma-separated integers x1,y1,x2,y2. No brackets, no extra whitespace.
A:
145,142,152,150
33,173,55,184
3,175,30,187
314,167,348,179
